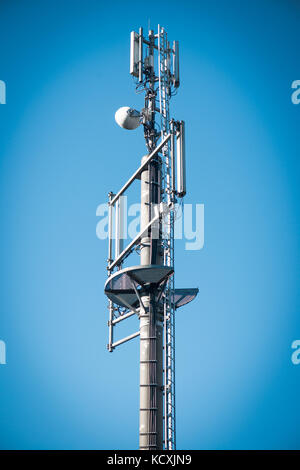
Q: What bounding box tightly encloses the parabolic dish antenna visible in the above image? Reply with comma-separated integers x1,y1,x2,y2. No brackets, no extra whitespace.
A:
115,106,141,130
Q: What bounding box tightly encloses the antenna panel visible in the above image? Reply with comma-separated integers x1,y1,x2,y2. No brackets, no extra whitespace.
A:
138,27,143,83
176,121,186,197
130,31,139,77
173,41,180,88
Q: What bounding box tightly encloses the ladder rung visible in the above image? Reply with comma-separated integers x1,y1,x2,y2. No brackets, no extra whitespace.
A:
140,383,158,387
140,408,158,411
140,445,158,449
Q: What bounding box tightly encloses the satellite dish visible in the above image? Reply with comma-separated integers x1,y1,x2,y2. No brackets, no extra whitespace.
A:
115,106,141,130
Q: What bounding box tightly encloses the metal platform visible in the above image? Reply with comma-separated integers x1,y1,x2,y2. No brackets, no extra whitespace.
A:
172,288,199,309
104,264,174,309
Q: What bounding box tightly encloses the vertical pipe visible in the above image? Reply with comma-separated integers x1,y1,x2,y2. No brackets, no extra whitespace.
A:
139,156,152,449
108,192,114,352
119,196,124,256
115,196,124,261
108,300,114,352
108,192,113,263
170,120,175,197
139,163,164,449
115,198,119,260
139,27,143,83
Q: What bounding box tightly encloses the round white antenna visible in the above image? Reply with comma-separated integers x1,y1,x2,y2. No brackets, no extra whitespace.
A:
115,106,141,130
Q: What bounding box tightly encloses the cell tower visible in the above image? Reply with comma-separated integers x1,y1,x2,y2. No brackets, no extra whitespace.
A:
104,25,198,450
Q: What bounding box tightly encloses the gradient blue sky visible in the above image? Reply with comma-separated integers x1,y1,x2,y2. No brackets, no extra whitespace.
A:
0,0,300,449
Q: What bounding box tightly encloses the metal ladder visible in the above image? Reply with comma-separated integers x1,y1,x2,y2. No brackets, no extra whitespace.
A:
158,25,176,450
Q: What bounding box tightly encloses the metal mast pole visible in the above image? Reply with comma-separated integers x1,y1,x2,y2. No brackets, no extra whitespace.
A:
104,24,199,451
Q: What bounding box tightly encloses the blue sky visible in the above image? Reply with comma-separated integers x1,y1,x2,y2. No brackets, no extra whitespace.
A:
0,0,300,449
